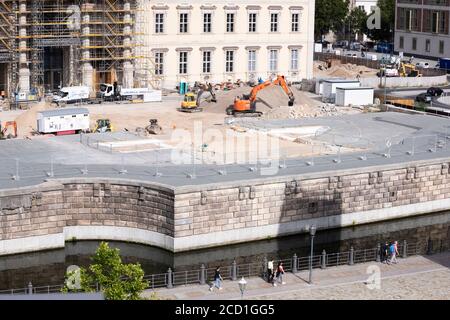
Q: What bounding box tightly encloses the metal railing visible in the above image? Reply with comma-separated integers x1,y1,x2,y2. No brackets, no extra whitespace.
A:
1,238,448,295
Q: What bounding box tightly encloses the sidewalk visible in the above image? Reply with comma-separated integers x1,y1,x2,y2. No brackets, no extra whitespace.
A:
143,252,450,300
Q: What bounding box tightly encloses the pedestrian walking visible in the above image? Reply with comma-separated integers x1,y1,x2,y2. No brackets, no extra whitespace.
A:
267,259,274,283
274,262,286,286
209,266,223,291
389,241,399,264
381,241,390,264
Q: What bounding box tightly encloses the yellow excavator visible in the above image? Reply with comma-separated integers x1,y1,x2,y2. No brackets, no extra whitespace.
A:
398,62,422,77
179,83,217,113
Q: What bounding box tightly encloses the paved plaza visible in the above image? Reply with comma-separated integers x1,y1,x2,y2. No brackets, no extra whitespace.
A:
146,252,450,300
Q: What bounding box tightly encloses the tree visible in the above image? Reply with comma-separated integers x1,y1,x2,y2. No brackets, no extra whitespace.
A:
315,0,350,40
63,242,149,300
345,7,369,40
367,0,395,42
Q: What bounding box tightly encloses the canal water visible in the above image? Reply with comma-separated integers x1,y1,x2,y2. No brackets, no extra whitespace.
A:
0,211,449,290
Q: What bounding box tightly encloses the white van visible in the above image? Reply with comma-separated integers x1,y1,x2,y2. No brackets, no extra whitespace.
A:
52,86,90,105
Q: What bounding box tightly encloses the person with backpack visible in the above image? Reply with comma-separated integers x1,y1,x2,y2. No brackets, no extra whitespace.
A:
389,241,399,264
274,262,286,286
209,266,223,291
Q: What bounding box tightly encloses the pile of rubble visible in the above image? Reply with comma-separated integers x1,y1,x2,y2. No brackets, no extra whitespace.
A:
262,103,359,120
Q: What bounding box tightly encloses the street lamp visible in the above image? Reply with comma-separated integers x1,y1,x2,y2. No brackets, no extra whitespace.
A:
238,277,247,300
309,225,317,284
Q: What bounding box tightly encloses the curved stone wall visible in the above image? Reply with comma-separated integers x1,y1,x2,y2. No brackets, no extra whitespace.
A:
0,179,175,255
2,157,450,256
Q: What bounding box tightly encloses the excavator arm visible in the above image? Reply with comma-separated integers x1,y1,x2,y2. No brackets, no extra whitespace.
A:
248,76,294,105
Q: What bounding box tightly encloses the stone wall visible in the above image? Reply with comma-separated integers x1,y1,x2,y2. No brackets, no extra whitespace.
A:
0,179,174,255
2,158,450,255
173,159,450,251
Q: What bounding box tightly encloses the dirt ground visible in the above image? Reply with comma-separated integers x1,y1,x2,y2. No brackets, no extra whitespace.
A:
314,61,378,79
6,85,367,159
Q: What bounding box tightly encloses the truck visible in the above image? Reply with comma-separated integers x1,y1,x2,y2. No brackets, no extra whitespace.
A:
439,58,450,72
37,108,90,135
98,83,162,102
52,86,92,105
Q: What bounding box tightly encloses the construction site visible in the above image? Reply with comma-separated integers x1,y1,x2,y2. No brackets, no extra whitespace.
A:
0,0,153,104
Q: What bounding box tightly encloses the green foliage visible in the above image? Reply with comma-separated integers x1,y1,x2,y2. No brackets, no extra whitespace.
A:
367,0,395,42
315,0,350,40
62,242,149,300
345,7,369,37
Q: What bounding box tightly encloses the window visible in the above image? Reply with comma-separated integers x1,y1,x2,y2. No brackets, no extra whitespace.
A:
203,13,212,33
269,49,278,72
179,51,188,74
248,50,256,72
291,13,299,32
412,38,417,50
154,52,164,75
439,40,445,54
425,39,431,52
399,36,404,49
249,13,257,32
202,51,211,73
270,13,279,32
226,13,235,32
155,13,164,33
226,50,234,73
179,13,188,33
290,49,299,70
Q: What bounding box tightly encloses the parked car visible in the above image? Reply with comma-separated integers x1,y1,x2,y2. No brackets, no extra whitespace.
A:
415,93,432,103
427,87,444,97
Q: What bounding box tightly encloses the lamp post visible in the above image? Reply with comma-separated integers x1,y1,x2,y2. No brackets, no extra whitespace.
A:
238,277,247,300
309,225,316,284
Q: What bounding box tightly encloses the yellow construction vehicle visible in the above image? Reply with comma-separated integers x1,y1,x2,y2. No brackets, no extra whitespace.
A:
179,83,217,113
398,62,422,77
93,119,114,133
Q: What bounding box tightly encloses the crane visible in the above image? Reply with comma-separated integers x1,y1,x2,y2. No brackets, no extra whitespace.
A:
228,75,295,117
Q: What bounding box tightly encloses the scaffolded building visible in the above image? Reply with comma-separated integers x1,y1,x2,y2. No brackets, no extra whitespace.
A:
0,0,154,100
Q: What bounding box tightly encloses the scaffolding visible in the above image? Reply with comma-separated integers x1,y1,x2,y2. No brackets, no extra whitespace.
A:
0,0,155,101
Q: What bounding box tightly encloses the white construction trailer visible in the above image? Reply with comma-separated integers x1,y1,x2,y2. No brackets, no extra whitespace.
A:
37,108,90,135
335,87,374,107
322,79,360,102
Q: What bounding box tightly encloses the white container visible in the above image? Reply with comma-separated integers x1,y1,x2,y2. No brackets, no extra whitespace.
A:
335,87,374,107
322,79,360,102
37,108,90,134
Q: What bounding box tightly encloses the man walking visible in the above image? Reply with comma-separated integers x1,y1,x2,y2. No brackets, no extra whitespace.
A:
389,241,399,264
381,241,390,264
210,266,223,291
267,259,274,284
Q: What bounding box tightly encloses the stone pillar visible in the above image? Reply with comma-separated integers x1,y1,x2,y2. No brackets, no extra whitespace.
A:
18,1,29,96
349,247,354,265
402,240,407,258
200,264,206,285
376,243,381,262
167,268,173,289
292,254,298,273
122,2,134,88
81,14,93,91
231,260,237,281
27,282,33,295
321,250,327,269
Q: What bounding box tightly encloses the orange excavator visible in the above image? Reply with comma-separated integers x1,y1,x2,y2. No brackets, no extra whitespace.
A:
0,121,18,140
227,75,295,117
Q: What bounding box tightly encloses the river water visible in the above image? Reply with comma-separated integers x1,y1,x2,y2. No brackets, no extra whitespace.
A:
0,211,449,290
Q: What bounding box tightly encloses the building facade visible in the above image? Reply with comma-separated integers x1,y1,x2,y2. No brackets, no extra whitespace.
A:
146,1,315,89
394,0,450,59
